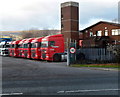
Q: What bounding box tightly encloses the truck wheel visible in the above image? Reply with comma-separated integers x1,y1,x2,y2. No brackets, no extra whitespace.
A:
53,54,61,62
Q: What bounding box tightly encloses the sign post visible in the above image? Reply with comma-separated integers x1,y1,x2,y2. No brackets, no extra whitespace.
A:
67,38,70,66
67,39,77,66
67,47,70,66
69,42,76,64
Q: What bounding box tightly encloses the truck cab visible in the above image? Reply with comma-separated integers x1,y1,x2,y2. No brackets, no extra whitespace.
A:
22,38,35,58
18,39,27,57
9,40,21,57
31,37,43,59
41,34,64,61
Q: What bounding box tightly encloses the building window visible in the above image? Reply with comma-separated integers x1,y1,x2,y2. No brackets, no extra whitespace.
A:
61,24,64,29
105,27,107,29
96,31,102,36
90,32,93,37
112,29,120,35
61,14,63,19
105,30,108,36
85,30,88,33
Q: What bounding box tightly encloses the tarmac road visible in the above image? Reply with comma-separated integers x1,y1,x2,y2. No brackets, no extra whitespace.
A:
1,56,119,95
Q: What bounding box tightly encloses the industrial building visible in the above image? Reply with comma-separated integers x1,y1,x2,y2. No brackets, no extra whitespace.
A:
80,21,120,48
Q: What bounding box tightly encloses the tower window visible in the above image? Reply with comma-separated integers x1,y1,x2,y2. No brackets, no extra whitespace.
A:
61,14,63,19
61,24,64,29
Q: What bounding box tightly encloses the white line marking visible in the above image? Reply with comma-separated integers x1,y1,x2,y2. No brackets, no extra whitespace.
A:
57,89,120,94
0,93,23,95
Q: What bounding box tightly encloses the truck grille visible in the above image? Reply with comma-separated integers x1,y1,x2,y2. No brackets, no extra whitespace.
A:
32,53,36,58
19,52,22,57
12,50,14,56
31,50,36,58
19,50,22,57
24,53,27,57
5,50,9,54
42,53,46,58
24,50,28,57
3,49,9,54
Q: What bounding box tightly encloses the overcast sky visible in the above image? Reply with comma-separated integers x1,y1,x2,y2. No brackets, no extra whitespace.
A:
0,0,119,31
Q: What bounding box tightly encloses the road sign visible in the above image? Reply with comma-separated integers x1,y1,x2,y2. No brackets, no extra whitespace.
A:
70,47,76,54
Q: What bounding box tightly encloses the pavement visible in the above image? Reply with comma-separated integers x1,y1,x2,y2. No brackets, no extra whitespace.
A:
77,67,119,71
1,56,119,95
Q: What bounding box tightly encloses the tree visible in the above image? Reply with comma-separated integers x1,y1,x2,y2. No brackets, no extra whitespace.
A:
20,29,60,39
107,45,120,63
114,47,120,63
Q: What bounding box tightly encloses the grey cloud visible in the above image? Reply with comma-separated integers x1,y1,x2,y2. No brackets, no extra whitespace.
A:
0,0,118,31
79,1,118,25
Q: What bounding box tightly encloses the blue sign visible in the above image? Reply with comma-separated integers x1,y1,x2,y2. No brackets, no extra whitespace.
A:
0,38,12,42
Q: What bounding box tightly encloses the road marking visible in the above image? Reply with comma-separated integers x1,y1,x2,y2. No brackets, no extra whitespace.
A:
57,89,120,94
0,93,23,95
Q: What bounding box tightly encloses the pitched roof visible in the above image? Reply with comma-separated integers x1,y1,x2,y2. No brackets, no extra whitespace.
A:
81,21,120,32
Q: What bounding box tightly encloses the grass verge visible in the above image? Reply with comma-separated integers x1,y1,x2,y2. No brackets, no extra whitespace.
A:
70,64,120,68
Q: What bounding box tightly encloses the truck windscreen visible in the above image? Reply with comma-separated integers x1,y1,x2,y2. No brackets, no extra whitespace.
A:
31,43,37,48
23,43,28,48
5,45,10,48
41,41,48,48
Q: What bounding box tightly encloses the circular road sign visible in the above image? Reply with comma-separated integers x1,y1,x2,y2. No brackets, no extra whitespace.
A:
70,47,76,54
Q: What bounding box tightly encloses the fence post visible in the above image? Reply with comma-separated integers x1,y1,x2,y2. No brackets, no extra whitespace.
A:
75,40,77,61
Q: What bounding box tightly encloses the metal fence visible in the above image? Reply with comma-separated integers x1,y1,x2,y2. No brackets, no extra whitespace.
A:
79,48,115,61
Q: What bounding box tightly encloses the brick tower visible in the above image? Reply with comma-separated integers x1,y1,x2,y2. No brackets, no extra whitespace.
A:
61,1,79,48
118,1,120,24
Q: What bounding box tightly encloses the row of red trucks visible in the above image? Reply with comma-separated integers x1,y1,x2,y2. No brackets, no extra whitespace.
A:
8,34,65,61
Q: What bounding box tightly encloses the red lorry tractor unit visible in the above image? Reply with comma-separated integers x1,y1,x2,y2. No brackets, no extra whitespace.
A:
9,41,13,56
18,39,27,57
8,34,69,61
31,37,43,59
41,34,65,61
9,40,21,57
22,38,35,58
